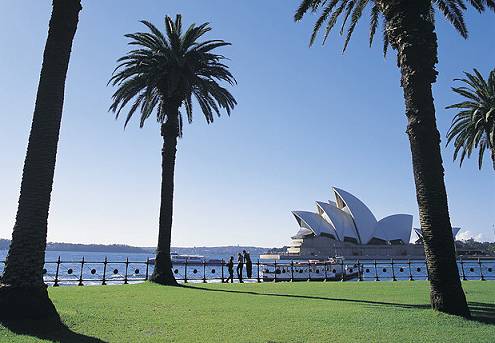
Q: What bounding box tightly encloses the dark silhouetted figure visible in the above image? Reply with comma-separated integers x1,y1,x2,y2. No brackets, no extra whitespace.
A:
243,250,252,279
225,256,234,283
236,253,244,283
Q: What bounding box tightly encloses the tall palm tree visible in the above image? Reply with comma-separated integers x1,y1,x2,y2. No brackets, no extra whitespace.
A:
109,15,236,285
294,0,494,317
446,68,495,170
0,0,82,319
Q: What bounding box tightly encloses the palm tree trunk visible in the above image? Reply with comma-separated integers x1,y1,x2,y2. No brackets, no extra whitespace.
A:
150,101,180,286
379,0,470,317
491,148,495,171
0,0,81,319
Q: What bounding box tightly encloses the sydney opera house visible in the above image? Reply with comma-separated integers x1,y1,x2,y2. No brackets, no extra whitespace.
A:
268,187,460,260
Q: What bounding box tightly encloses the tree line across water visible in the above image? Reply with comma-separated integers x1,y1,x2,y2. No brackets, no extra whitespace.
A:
0,0,494,323
0,239,149,254
0,239,271,256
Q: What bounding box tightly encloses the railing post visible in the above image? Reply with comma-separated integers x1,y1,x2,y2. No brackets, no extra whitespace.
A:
324,261,327,282
145,257,149,281
257,259,261,283
53,256,61,287
357,259,362,282
221,259,225,283
374,259,379,281
274,261,277,282
391,259,396,281
202,260,207,283
290,260,295,282
408,259,414,281
102,257,108,285
460,256,467,281
184,258,188,283
78,257,85,286
124,257,129,284
479,258,485,281
308,261,311,282
341,259,345,282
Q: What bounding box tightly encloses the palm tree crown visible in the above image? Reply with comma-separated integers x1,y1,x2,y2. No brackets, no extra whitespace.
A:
446,68,495,169
294,0,495,52
109,14,237,134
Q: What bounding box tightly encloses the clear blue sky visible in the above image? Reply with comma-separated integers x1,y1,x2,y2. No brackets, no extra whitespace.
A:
0,1,494,247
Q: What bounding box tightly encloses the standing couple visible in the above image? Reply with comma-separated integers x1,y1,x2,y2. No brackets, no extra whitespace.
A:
225,250,252,283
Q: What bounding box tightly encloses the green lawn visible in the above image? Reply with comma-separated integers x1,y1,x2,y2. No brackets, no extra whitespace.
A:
0,281,494,342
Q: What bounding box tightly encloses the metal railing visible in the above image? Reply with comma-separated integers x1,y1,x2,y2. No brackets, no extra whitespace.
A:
260,257,495,282
0,257,152,286
0,257,493,286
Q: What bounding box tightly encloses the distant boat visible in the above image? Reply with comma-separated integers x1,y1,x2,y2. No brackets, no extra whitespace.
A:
149,252,223,265
260,257,359,281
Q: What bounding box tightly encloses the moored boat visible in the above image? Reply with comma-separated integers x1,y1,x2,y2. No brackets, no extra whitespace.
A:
149,252,223,265
260,257,360,281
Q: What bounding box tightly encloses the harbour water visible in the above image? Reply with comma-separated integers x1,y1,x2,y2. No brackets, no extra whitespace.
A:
0,250,263,285
1,250,494,285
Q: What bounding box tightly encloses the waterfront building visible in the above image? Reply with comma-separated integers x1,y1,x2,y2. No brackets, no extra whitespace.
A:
263,187,460,260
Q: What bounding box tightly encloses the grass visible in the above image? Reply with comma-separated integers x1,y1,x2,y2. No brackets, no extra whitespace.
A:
0,281,494,342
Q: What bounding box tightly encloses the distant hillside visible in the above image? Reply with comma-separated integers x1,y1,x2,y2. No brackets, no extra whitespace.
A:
0,239,149,253
0,239,273,256
46,242,150,253
170,246,272,258
0,239,9,250
455,239,495,256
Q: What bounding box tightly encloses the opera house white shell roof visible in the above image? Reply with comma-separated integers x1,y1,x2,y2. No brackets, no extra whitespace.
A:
292,187,413,245
412,227,461,243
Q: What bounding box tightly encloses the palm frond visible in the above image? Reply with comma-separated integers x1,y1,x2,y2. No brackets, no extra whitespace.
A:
109,14,237,135
295,0,495,53
368,3,379,47
343,0,368,51
446,68,495,169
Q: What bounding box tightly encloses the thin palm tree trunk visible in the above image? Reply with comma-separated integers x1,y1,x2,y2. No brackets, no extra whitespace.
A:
380,0,470,317
150,102,180,286
0,0,81,319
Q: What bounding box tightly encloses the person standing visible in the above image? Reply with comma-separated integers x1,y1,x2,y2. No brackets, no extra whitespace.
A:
225,256,234,283
236,253,244,283
243,250,252,279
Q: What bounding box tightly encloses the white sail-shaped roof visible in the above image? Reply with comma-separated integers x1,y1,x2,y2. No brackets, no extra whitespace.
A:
316,201,357,242
291,227,314,239
288,186,467,247
327,200,337,207
414,227,461,241
452,227,461,238
292,211,338,239
332,187,377,244
373,214,413,243
413,228,423,242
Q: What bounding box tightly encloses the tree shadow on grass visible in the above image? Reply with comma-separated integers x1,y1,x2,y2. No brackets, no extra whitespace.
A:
182,285,495,325
1,316,106,343
181,284,430,309
468,302,495,325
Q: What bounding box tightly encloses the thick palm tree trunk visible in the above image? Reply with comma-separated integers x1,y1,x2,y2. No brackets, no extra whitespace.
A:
0,0,81,319
379,0,470,317
150,101,180,286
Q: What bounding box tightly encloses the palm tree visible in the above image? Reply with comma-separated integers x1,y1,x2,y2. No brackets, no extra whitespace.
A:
446,68,495,170
0,0,82,319
294,0,494,317
109,15,236,285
